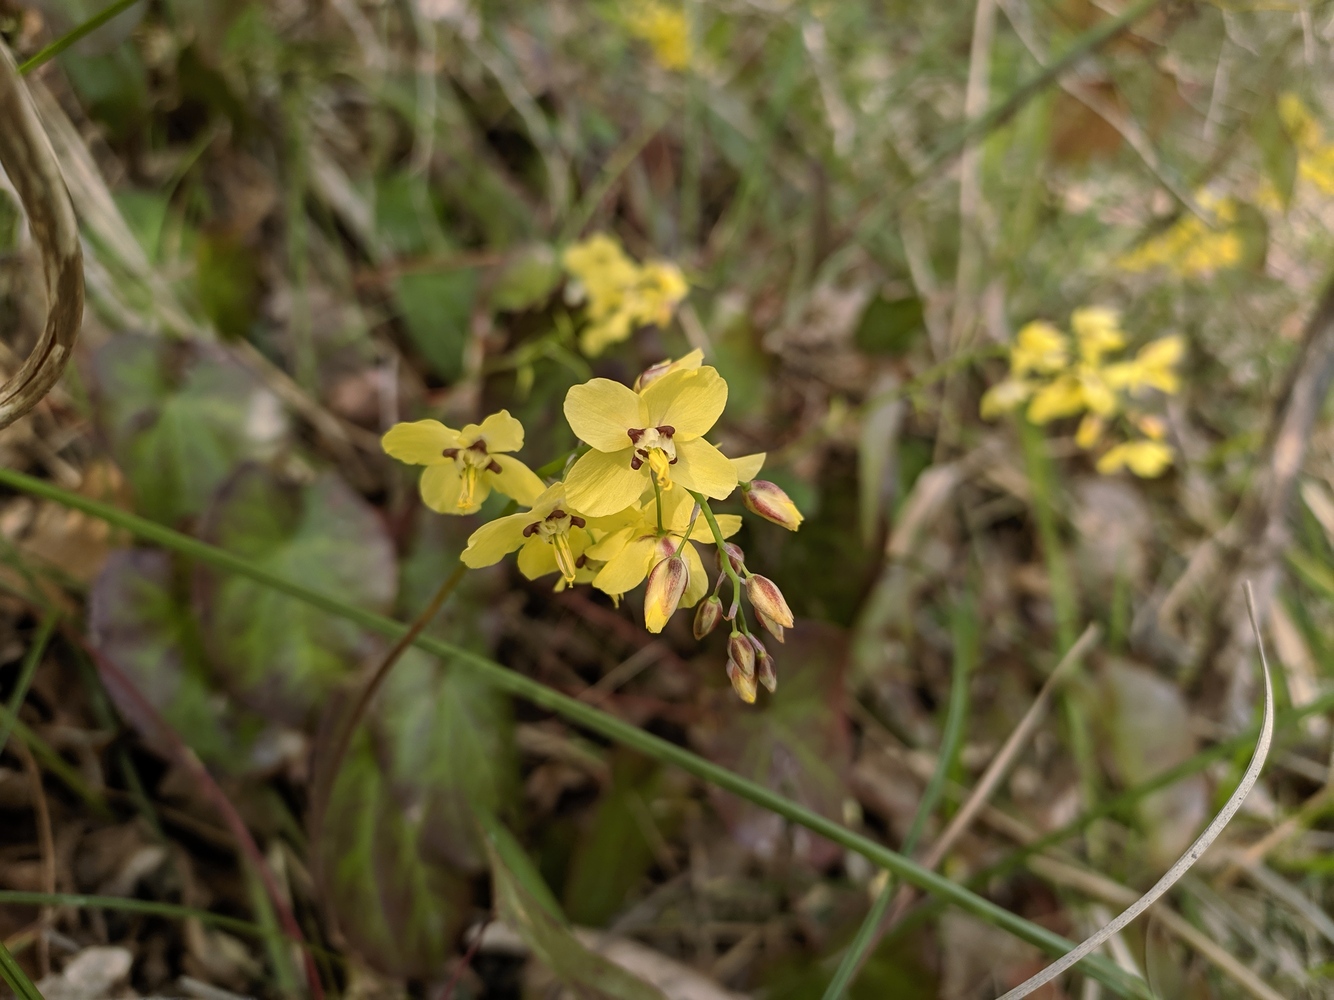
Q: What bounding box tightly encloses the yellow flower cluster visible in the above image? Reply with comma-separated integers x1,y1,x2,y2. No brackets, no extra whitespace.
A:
382,351,803,702
625,1,691,71
1278,93,1334,195
980,308,1183,478
1116,192,1242,278
562,234,688,356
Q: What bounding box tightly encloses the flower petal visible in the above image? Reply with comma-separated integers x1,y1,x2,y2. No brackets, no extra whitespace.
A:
660,487,699,532
475,410,526,452
587,525,637,562
563,447,647,516
730,452,766,482
382,420,460,465
641,366,727,440
713,514,742,538
516,536,558,580
421,464,489,514
680,541,708,608
461,512,531,568
592,535,656,596
488,455,545,506
564,379,647,452
672,438,738,500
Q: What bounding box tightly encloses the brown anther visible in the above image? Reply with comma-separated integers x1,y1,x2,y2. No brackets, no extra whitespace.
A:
630,456,644,470
547,509,567,521
575,555,588,568
441,448,459,459
657,425,675,437
568,515,586,528
626,427,646,443
486,459,503,474
522,522,541,537
468,440,489,453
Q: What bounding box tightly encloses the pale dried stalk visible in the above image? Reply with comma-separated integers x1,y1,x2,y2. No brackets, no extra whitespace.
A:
0,41,82,429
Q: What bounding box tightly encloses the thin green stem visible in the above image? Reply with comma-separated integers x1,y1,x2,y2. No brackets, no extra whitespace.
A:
18,0,143,75
0,467,1148,998
691,491,745,612
0,611,58,755
0,937,43,1000
653,479,665,534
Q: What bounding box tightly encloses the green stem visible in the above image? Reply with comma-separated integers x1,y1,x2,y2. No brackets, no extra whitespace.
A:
0,467,1147,999
0,611,58,755
653,479,665,534
690,491,746,611
18,0,144,75
0,938,43,1000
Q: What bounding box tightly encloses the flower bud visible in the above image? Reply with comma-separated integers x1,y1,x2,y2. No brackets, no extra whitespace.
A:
754,642,777,693
644,553,689,634
746,575,794,629
693,595,723,639
717,542,746,576
741,480,804,531
727,633,756,679
756,609,785,644
633,358,675,391
726,657,757,704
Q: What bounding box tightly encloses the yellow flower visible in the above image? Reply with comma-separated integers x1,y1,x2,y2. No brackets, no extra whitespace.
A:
461,484,597,584
1116,195,1241,278
587,488,741,626
1027,375,1087,424
1071,307,1125,365
634,347,704,391
1075,414,1104,449
1011,321,1069,377
562,234,688,356
563,365,737,515
1095,440,1173,478
979,378,1034,419
1103,335,1184,395
729,451,767,483
382,411,545,515
626,1,691,71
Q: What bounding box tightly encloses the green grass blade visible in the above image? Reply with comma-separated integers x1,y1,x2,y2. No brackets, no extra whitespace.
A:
0,610,57,754
18,0,144,75
0,938,44,1000
0,467,1151,999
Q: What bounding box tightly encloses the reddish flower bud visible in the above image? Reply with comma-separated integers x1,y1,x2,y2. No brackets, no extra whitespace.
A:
754,642,777,693
717,542,746,576
693,595,723,639
741,480,804,531
746,574,793,629
644,554,689,634
726,657,757,703
727,633,756,679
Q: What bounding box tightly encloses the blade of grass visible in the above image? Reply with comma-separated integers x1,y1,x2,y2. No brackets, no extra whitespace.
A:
998,583,1276,999
17,0,144,75
823,588,980,998
0,939,43,1000
0,611,58,754
0,467,1150,999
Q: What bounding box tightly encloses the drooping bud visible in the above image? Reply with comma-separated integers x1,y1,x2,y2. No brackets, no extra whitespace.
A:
726,657,757,704
746,575,794,629
644,553,689,633
741,480,804,531
756,609,785,644
727,633,756,679
753,640,777,693
717,542,747,576
633,357,675,391
693,595,723,639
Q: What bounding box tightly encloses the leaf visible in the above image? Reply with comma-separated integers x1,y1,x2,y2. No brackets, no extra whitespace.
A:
372,648,518,873
319,731,472,978
91,335,287,525
491,243,560,312
198,466,396,723
88,549,240,766
854,294,925,356
196,231,260,339
691,622,851,868
394,269,478,382
483,815,668,1000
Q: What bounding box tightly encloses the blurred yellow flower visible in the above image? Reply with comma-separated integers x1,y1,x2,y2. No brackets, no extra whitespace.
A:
382,410,545,514
1095,440,1173,478
1117,193,1241,278
626,1,691,71
1279,93,1334,195
1011,321,1068,376
562,234,688,355
562,365,737,515
1104,335,1184,395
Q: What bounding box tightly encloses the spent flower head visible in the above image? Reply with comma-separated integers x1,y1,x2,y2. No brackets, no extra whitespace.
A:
382,410,544,514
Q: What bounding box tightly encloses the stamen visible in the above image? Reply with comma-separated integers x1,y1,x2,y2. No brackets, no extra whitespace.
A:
658,425,675,437
568,516,586,529
487,459,503,474
627,427,646,443
468,440,489,453
523,522,541,537
630,456,644,470
547,509,566,521
441,448,459,458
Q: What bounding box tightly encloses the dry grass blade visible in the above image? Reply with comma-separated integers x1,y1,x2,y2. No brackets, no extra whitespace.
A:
997,582,1276,1000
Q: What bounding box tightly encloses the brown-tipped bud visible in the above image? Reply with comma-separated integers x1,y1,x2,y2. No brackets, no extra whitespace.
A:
754,643,777,693
694,595,723,639
633,358,674,392
741,480,804,531
746,575,794,629
727,633,756,679
756,609,785,644
644,554,689,634
726,658,757,703
717,542,746,576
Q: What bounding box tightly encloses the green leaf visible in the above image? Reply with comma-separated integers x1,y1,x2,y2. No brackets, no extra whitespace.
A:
320,731,472,977
691,622,851,868
196,231,260,339
373,648,518,873
854,295,925,356
483,815,668,1000
394,270,478,382
492,244,561,312
89,549,241,765
198,467,396,722
92,335,288,525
